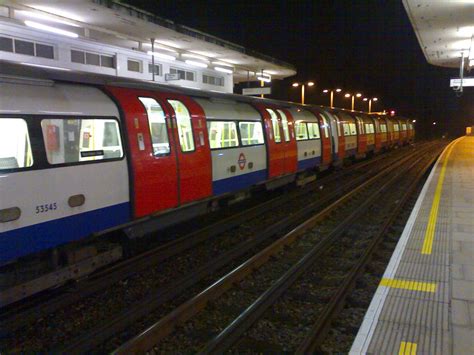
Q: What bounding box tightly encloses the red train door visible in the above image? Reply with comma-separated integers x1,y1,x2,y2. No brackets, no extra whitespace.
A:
156,93,212,205
276,108,298,174
317,112,332,166
106,86,179,218
253,103,284,178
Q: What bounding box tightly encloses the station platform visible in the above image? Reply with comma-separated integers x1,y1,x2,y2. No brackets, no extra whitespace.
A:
350,136,474,354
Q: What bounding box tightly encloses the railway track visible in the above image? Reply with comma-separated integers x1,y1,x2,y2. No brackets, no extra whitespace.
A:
111,141,443,354
0,142,434,352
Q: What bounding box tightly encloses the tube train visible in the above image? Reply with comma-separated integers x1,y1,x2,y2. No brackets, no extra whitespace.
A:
0,66,414,265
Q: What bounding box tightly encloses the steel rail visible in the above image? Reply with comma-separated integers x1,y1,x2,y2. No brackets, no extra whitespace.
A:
198,149,432,354
112,143,437,354
58,144,417,353
295,148,439,353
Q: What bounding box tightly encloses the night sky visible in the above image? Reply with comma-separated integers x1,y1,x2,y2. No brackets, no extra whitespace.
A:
126,0,473,138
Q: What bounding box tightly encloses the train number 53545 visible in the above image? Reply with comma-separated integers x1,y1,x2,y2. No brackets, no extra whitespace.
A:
35,203,58,214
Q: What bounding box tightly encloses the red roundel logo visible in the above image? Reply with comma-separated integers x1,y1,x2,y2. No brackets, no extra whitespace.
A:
238,152,246,170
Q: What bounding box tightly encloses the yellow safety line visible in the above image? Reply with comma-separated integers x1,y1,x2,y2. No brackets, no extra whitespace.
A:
399,341,417,355
421,138,463,255
380,278,436,292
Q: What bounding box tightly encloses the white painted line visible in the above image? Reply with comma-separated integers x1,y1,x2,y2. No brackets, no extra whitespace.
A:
349,144,448,355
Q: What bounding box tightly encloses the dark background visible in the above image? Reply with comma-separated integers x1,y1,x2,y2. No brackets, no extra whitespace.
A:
125,0,473,138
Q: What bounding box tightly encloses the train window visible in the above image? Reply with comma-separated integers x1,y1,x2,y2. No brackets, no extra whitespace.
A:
276,110,290,142
41,118,123,164
295,121,308,140
139,97,171,156
380,124,387,133
167,99,195,152
0,36,13,52
207,121,239,149
239,121,265,146
127,59,141,72
266,109,281,143
321,117,329,138
307,122,320,139
170,68,195,81
0,118,33,170
342,123,350,136
365,123,374,134
402,124,407,131
394,124,400,132
349,123,357,135
86,52,100,66
148,63,161,76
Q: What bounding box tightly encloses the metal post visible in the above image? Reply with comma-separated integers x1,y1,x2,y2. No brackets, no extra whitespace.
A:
150,38,155,82
330,90,334,108
369,99,372,114
351,95,355,111
301,85,305,104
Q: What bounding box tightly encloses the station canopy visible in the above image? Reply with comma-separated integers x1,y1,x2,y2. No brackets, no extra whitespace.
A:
403,0,474,68
5,0,296,82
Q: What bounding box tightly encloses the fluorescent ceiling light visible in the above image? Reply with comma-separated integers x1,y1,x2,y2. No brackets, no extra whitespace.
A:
24,20,78,38
145,43,178,53
16,10,80,27
182,53,209,61
190,50,219,58
185,60,208,68
469,59,474,67
257,76,271,83
22,62,70,71
212,61,234,67
156,40,181,49
28,5,84,22
215,66,233,74
147,51,176,61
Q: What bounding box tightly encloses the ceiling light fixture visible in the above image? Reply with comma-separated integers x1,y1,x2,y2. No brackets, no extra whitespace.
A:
215,66,233,74
147,51,176,61
185,60,208,68
24,20,78,38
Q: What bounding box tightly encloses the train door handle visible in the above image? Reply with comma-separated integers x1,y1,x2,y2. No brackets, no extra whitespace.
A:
248,162,254,169
229,165,236,173
69,194,86,208
0,207,21,223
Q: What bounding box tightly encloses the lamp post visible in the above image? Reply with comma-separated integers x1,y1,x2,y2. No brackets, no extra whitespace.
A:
322,88,342,108
363,97,378,113
344,92,362,111
292,81,315,104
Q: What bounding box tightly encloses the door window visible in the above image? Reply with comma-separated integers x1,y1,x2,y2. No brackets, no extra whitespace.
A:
266,108,281,143
167,99,195,152
0,118,33,170
138,97,170,156
276,109,290,142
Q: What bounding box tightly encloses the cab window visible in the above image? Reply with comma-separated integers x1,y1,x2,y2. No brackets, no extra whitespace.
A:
41,118,123,164
138,97,170,156
0,118,33,170
167,99,195,152
207,121,239,149
266,108,281,143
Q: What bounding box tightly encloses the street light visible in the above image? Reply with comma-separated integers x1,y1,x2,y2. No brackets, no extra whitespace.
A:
344,92,363,111
292,81,315,104
323,88,342,108
363,97,378,113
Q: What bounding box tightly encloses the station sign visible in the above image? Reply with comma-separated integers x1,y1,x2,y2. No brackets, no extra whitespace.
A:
242,87,271,96
450,77,474,87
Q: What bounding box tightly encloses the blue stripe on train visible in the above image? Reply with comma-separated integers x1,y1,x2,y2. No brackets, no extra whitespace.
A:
297,157,321,171
213,169,267,195
0,202,130,264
